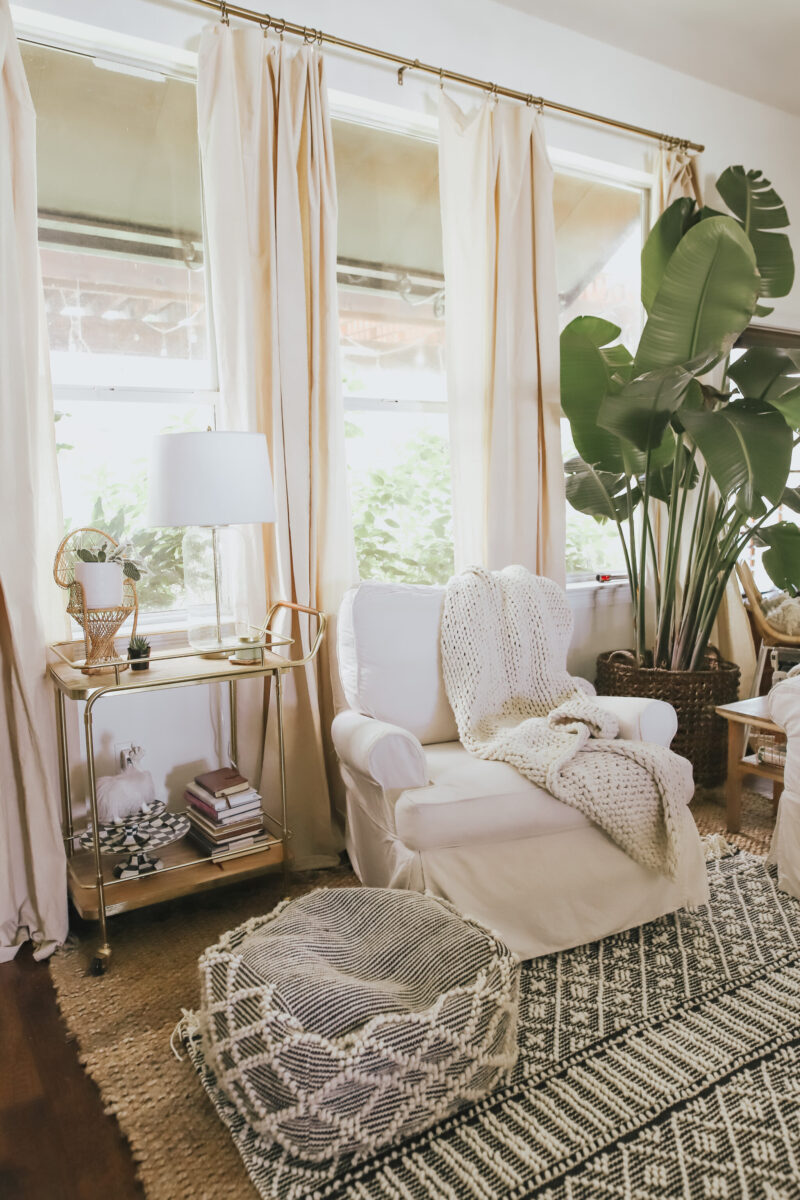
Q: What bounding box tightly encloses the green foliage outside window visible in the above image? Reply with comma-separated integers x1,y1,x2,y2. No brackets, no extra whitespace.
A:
346,423,455,585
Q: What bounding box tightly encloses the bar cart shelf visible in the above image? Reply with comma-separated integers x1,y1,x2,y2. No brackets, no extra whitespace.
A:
48,601,325,974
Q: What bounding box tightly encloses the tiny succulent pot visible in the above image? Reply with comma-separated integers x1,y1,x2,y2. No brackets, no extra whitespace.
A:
128,638,151,672
74,560,124,609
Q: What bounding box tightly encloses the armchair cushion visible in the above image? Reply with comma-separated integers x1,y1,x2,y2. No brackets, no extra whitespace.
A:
332,710,427,790
338,581,458,744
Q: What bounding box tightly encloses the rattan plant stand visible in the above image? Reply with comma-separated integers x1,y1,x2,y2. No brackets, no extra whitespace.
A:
53,527,138,675
48,601,326,975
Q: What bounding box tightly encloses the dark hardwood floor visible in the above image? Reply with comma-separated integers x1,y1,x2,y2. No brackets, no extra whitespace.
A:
0,943,142,1200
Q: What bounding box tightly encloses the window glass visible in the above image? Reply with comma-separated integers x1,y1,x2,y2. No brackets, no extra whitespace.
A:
22,40,214,613
555,170,645,577
334,118,452,585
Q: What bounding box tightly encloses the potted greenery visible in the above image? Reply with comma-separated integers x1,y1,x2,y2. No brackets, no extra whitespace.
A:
74,541,146,609
561,166,797,784
127,634,152,671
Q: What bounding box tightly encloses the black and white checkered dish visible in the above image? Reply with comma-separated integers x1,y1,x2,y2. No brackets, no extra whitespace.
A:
79,802,189,873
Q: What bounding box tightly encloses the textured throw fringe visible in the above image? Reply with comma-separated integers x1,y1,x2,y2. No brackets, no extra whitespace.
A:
170,1009,200,1061
702,832,736,860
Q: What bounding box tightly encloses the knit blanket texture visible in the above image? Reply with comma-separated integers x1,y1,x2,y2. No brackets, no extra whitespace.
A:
440,566,693,877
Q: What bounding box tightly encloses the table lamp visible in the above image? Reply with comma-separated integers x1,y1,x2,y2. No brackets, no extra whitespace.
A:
148,431,276,652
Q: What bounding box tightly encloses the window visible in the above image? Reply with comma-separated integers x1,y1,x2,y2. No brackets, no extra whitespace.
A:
22,39,215,614
333,117,452,585
554,167,648,578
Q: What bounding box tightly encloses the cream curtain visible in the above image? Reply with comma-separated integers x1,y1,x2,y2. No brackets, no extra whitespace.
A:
438,95,565,584
0,0,67,961
197,25,355,866
649,147,755,694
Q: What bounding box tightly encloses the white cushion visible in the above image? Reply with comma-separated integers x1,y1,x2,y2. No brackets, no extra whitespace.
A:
769,678,800,800
338,581,458,745
396,742,589,850
396,741,693,852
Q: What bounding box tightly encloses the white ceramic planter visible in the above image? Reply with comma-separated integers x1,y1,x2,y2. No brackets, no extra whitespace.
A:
74,561,124,609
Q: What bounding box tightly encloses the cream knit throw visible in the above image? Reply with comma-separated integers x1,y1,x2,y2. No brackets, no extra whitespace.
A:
441,566,693,878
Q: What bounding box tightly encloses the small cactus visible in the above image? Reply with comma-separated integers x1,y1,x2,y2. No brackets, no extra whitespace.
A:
128,635,151,654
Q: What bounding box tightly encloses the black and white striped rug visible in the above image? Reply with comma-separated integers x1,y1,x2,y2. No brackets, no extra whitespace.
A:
183,851,800,1199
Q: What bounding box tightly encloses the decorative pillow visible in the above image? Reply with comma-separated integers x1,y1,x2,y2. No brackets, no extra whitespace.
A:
196,887,519,1161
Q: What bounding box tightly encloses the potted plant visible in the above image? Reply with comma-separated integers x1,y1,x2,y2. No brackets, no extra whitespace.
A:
127,634,151,671
74,541,146,609
561,165,797,784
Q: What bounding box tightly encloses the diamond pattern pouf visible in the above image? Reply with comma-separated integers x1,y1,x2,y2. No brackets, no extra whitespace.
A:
194,887,520,1162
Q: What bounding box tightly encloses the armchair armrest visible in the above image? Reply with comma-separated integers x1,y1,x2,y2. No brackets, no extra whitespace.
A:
332,711,428,790
591,695,678,748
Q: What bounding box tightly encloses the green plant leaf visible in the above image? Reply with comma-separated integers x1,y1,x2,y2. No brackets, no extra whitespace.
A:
646,441,699,504
716,166,795,298
599,364,692,452
560,317,629,473
728,346,800,427
759,521,800,593
781,486,800,514
564,455,630,522
75,548,95,562
679,400,791,514
634,216,760,376
641,196,696,314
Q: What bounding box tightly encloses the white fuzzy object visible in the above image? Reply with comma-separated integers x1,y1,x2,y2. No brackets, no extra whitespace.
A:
763,592,800,636
440,566,694,879
95,745,156,825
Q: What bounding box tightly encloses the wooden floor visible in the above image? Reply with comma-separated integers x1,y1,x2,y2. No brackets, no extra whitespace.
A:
0,943,142,1200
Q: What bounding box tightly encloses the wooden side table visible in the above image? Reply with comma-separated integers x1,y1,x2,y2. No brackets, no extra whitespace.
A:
715,696,784,833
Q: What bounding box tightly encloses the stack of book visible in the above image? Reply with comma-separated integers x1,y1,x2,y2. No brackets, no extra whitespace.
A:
185,767,269,861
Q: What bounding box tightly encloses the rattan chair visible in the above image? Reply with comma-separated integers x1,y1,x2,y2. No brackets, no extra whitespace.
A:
736,560,800,697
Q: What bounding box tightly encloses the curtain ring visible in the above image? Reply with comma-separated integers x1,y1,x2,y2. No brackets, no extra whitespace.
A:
219,1,229,25
486,82,498,104
536,96,544,114
316,29,323,46
276,17,286,40
303,26,316,45
439,67,445,91
259,15,271,36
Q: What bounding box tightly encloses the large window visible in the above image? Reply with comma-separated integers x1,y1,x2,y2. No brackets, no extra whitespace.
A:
22,40,215,614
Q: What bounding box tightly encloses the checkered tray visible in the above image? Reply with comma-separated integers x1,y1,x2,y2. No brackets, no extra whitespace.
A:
79,802,190,878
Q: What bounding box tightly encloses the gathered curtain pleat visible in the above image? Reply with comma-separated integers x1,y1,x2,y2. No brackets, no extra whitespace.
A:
649,148,755,693
197,26,356,865
0,0,68,960
438,95,565,584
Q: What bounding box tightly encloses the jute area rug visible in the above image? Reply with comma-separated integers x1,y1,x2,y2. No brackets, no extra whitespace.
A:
50,791,783,1200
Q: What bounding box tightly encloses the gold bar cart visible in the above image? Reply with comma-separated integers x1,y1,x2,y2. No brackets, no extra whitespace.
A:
48,601,326,974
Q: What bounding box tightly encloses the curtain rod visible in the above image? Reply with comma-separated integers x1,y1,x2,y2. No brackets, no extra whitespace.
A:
184,0,704,153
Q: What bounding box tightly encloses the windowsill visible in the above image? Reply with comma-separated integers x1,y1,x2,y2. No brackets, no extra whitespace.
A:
566,577,631,608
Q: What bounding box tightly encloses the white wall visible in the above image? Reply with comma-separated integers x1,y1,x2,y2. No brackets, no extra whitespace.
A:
25,0,800,809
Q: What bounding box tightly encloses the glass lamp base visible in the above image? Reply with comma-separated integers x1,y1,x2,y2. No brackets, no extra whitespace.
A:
182,526,249,652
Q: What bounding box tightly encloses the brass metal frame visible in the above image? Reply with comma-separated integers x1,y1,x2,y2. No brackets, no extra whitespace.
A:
49,602,326,974
184,0,703,153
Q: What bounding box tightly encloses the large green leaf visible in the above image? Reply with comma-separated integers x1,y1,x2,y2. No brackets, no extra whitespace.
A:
560,318,629,473
564,455,631,522
727,346,800,427
717,166,795,299
634,216,760,376
646,441,700,505
679,400,791,515
759,521,800,594
599,364,692,452
641,196,696,314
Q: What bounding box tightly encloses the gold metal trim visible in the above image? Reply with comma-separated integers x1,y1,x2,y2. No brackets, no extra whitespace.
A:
184,0,703,153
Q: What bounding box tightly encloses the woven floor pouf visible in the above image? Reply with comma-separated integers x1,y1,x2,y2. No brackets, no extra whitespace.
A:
195,886,520,1162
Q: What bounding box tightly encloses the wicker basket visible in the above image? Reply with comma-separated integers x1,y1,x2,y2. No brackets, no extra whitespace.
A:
596,649,741,787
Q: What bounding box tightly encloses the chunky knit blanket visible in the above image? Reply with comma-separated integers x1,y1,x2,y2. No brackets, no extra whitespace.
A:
440,566,694,877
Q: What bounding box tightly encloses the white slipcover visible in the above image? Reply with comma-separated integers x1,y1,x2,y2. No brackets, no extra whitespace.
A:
767,678,800,901
333,581,709,959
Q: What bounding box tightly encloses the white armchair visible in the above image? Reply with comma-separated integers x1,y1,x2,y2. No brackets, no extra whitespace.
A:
767,677,800,900
333,580,709,959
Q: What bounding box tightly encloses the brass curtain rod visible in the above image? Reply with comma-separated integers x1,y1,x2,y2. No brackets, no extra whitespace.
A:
184,0,704,153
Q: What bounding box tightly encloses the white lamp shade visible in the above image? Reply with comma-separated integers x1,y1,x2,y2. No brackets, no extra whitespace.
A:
147,431,277,527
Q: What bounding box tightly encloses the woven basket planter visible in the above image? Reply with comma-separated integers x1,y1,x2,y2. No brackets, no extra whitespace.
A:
596,650,741,788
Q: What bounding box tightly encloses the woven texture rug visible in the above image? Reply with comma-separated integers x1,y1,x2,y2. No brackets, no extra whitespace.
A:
49,792,781,1200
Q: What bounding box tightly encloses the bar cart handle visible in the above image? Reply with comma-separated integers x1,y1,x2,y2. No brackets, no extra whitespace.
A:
263,601,327,667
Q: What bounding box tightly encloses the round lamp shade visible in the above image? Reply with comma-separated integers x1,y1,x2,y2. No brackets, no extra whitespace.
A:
148,431,276,528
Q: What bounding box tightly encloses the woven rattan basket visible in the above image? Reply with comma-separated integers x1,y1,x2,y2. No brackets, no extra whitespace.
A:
596,649,740,788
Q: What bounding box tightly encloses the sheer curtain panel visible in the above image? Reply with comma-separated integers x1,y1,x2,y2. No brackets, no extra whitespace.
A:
0,0,67,960
197,25,356,865
438,95,565,584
